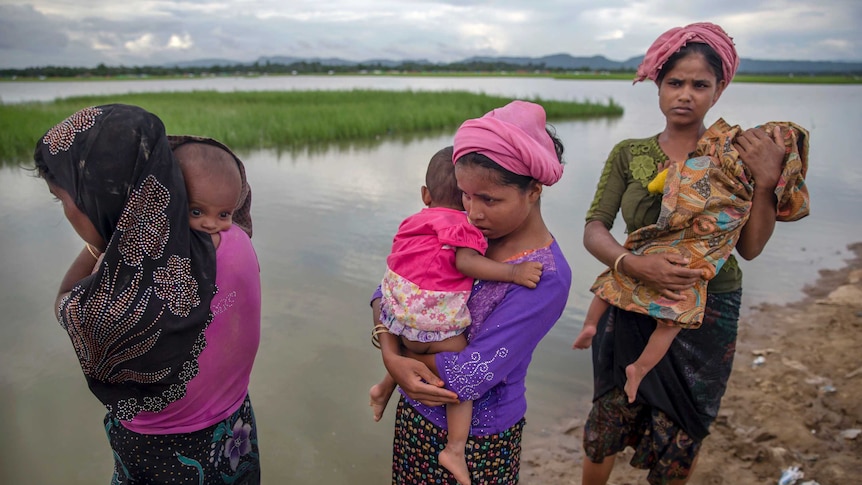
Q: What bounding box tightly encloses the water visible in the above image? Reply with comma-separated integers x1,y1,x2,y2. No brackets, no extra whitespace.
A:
2,77,861,484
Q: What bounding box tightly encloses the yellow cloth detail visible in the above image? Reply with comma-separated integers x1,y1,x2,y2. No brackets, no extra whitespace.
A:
647,168,668,194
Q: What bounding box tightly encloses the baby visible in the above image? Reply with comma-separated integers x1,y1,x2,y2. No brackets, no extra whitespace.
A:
173,142,243,248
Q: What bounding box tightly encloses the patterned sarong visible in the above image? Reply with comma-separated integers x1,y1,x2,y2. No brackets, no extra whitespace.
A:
591,118,809,327
106,394,260,484
392,397,524,484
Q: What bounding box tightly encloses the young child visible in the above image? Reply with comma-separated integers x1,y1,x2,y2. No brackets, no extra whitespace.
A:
173,141,245,248
369,145,543,485
574,120,809,404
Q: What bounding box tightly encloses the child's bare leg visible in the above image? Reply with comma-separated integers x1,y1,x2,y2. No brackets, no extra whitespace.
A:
625,323,681,403
573,297,609,349
401,333,472,482
439,400,472,485
369,372,397,422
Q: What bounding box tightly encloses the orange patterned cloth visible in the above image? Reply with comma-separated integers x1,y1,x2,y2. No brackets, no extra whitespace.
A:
591,118,809,327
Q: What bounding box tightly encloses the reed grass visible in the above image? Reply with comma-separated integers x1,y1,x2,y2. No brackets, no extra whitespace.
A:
0,90,622,164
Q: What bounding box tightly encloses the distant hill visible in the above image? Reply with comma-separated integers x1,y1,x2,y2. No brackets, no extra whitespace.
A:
459,54,628,71
99,54,862,75
160,53,862,74
257,56,433,68
458,53,862,74
166,58,245,68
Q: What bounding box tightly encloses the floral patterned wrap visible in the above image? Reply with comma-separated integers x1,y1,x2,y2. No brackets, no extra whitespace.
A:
106,393,260,484
34,104,252,421
380,267,471,342
591,118,809,327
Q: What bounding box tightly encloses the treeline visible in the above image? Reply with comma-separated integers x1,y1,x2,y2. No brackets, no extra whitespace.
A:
1,61,610,79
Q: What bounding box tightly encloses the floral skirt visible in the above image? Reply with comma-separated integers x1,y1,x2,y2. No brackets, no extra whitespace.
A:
105,394,260,484
392,396,524,484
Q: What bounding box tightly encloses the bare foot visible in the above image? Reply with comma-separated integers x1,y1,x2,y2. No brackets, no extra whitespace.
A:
572,326,596,349
439,445,471,485
369,382,395,422
624,363,647,403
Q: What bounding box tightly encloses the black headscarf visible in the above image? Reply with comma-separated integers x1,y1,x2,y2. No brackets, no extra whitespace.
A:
34,104,250,421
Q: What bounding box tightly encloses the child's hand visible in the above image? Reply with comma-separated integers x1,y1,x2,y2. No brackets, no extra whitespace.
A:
511,261,543,288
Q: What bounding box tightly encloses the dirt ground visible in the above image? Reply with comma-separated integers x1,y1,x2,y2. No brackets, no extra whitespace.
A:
521,242,862,484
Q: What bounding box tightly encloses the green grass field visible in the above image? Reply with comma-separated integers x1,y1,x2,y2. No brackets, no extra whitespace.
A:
0,90,622,164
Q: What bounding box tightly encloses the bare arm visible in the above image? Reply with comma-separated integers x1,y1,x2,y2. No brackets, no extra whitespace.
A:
54,247,101,317
371,297,459,406
734,126,785,260
583,220,700,299
455,247,543,288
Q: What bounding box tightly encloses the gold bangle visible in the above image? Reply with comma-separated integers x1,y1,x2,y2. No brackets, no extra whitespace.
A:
85,243,100,260
371,324,390,349
613,252,628,274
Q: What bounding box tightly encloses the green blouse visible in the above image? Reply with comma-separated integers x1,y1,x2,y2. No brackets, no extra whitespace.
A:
585,135,742,293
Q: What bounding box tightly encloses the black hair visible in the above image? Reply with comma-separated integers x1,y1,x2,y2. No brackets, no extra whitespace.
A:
33,140,55,185
454,126,565,191
424,146,463,209
656,42,724,84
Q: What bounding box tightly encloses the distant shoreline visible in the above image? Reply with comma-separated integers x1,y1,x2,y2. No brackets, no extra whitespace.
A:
2,72,860,85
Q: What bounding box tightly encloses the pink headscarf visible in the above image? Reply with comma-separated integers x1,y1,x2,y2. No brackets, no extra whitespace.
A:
634,22,739,86
452,100,562,186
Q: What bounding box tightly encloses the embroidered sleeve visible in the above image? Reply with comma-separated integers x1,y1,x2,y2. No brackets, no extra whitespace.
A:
585,140,630,229
435,268,569,401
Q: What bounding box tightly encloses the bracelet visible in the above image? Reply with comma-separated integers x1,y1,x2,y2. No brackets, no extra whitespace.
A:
371,324,390,349
613,252,629,274
85,243,100,260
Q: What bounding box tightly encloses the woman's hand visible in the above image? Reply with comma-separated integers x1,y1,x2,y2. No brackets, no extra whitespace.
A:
584,221,699,300
734,126,784,260
371,297,459,407
382,349,459,407
734,126,784,191
624,252,702,300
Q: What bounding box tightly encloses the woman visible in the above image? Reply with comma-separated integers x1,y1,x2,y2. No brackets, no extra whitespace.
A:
372,100,572,484
34,104,262,484
580,23,788,484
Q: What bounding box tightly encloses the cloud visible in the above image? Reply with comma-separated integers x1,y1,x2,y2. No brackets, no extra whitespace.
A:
0,0,859,69
0,4,68,51
168,33,194,50
124,33,157,54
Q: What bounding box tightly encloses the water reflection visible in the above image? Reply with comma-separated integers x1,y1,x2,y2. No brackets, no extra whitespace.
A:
2,79,861,484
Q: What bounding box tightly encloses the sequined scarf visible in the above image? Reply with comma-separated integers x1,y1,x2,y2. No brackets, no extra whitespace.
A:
34,104,251,420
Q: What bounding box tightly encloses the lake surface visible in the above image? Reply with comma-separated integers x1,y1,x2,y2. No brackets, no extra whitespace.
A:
2,76,861,484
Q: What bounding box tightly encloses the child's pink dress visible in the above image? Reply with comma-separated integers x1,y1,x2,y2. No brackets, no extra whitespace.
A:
380,207,487,343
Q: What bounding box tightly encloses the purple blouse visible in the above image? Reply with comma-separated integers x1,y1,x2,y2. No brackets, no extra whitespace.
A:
379,239,571,435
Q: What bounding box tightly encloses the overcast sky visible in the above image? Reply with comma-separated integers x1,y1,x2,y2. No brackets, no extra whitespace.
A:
1,0,860,69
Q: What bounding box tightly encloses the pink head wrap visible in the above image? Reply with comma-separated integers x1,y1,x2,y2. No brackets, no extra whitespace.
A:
634,22,739,86
452,100,562,186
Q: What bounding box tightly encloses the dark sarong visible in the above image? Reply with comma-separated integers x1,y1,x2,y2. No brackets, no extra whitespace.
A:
584,290,740,483
392,396,524,484
106,394,260,485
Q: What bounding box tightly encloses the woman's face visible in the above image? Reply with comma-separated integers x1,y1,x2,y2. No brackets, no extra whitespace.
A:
49,183,106,251
455,163,539,241
658,53,726,128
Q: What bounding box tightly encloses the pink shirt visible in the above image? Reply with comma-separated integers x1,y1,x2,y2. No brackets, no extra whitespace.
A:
386,207,487,292
122,224,261,434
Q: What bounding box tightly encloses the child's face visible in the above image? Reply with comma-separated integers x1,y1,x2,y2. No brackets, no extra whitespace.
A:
185,172,240,235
